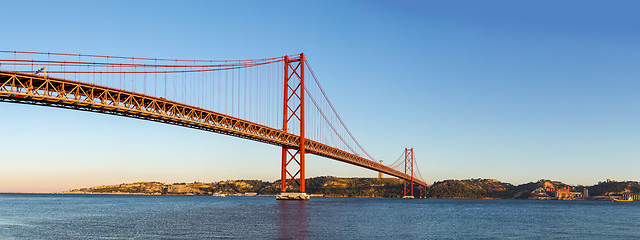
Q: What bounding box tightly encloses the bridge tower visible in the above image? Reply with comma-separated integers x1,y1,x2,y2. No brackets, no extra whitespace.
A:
419,185,427,198
277,53,309,200
402,148,415,198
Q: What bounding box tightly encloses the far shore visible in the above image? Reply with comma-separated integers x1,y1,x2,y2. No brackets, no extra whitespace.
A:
0,192,625,201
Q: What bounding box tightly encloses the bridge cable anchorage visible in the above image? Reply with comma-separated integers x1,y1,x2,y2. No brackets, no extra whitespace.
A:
0,50,426,200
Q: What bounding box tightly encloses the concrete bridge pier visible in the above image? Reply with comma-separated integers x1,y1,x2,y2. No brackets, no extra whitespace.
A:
276,192,310,200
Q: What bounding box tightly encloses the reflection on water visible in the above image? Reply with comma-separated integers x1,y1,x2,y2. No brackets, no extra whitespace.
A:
277,200,309,240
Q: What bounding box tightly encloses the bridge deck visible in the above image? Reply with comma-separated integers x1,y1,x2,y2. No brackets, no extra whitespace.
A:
0,71,427,187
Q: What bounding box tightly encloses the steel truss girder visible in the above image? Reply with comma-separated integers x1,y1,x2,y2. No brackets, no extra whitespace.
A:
0,70,427,187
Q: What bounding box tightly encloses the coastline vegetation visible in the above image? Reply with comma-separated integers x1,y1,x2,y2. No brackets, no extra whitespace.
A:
65,177,640,199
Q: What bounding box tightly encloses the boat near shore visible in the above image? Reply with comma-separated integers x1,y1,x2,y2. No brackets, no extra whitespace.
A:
212,193,226,197
613,197,633,202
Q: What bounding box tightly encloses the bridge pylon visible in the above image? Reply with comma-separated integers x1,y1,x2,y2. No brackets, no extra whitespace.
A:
277,53,309,200
402,148,415,199
419,185,427,198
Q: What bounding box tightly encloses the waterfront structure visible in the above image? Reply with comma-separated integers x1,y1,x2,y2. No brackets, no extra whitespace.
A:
546,186,583,200
162,185,172,195
622,194,640,201
554,188,571,199
583,188,589,199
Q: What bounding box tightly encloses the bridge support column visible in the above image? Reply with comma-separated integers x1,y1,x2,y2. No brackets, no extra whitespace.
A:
403,148,415,199
278,53,308,200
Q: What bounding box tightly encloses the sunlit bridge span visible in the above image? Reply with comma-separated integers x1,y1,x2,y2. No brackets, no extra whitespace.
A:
0,51,427,199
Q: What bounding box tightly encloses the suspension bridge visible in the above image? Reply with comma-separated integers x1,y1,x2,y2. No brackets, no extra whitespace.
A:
0,51,427,199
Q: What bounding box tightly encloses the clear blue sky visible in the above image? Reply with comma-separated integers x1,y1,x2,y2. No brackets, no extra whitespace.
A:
1,1,638,192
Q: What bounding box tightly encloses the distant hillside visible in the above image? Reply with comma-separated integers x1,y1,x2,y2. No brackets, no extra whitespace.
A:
74,181,166,194
67,180,276,195
588,181,640,196
425,179,513,199
66,178,640,199
505,179,571,199
306,176,404,197
66,177,405,198
426,179,640,199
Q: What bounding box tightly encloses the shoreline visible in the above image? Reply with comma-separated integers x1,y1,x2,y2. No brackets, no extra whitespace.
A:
0,192,622,201
5,177,638,201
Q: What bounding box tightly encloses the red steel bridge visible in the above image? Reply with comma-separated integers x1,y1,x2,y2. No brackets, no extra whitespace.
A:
0,51,427,198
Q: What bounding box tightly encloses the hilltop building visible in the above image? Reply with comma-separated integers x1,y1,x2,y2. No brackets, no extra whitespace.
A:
545,186,583,200
555,187,571,199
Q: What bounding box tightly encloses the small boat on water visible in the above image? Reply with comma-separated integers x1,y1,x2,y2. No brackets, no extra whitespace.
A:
212,193,226,197
612,197,633,202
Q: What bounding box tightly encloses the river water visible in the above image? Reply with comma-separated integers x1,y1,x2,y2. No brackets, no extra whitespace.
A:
0,193,638,239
